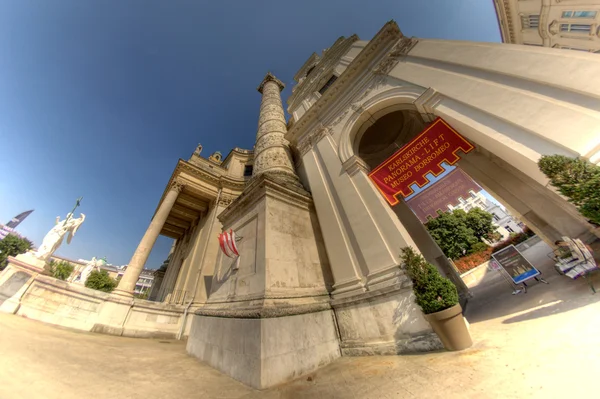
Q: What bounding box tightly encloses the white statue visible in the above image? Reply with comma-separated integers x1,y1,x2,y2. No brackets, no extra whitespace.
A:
33,213,86,263
77,256,101,284
193,143,203,156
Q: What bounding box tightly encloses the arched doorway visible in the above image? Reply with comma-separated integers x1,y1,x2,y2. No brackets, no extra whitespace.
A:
354,107,470,297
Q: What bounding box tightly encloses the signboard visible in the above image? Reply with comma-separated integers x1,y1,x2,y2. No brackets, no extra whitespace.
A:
491,245,540,284
406,168,481,223
368,117,474,205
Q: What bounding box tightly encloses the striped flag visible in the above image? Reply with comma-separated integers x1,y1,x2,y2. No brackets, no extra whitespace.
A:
218,229,240,258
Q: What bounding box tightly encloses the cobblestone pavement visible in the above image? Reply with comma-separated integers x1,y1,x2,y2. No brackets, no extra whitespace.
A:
1,247,599,399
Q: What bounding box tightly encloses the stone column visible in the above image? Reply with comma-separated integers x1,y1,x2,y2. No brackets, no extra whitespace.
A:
253,72,296,178
113,180,184,298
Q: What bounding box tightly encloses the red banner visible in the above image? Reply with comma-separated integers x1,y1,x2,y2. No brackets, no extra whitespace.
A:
368,117,474,205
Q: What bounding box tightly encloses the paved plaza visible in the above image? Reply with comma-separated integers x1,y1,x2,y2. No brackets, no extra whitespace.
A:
1,246,599,399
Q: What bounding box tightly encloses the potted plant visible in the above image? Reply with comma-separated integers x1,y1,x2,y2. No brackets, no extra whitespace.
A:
400,247,472,351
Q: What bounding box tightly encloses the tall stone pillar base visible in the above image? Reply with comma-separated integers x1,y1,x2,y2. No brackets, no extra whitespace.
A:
187,310,339,389
186,173,339,389
331,281,443,356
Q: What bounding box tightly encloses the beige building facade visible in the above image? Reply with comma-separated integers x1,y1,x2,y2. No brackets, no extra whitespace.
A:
494,0,600,52
2,20,600,390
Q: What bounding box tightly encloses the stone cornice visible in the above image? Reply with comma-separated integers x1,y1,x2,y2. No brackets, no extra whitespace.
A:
257,72,285,93
286,21,403,144
287,35,359,111
195,299,331,319
373,37,418,75
218,173,312,226
293,52,321,82
152,159,247,219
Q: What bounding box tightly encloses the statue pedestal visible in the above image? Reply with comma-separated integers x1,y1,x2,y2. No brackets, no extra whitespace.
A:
0,255,46,314
14,252,48,272
186,173,339,389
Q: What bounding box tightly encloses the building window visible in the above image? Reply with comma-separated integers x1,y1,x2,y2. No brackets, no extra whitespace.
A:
562,11,597,19
244,165,253,177
560,23,592,33
318,75,338,95
505,225,514,233
305,66,316,78
521,14,539,29
492,213,500,221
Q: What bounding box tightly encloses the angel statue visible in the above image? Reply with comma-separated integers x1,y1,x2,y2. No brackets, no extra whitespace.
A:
33,213,86,263
77,256,104,284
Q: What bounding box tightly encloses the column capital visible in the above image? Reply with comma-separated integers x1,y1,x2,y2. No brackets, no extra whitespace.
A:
257,72,285,94
170,179,186,193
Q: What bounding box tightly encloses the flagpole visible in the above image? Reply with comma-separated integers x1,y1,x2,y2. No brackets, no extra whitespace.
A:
64,197,83,225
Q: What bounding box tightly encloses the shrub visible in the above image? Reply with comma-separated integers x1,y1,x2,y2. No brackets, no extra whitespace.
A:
0,234,33,270
49,260,74,281
468,242,489,255
400,247,459,314
538,155,600,225
85,270,117,293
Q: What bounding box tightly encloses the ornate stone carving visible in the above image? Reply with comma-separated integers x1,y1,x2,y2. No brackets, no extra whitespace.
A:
297,124,331,156
288,22,402,135
252,72,297,179
171,180,186,193
373,37,418,75
217,194,235,207
257,72,285,93
330,76,386,128
548,20,559,35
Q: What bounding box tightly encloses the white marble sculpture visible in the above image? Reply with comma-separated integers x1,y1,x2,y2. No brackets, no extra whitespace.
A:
33,213,86,263
77,256,101,284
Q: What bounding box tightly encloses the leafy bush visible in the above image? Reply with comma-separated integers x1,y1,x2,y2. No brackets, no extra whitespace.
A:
538,155,600,225
85,270,117,293
400,247,458,314
0,234,33,270
49,260,74,280
468,242,489,255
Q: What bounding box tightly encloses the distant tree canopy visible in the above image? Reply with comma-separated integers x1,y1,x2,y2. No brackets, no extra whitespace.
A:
85,270,117,293
0,234,33,270
425,208,497,259
538,155,600,225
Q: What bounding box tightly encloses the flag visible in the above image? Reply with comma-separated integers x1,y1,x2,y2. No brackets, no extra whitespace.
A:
218,230,240,258
6,210,34,229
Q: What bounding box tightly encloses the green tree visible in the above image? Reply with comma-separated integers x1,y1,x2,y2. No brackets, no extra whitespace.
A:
425,208,497,259
465,207,497,243
425,209,478,259
538,155,600,225
49,260,74,281
400,247,458,314
0,234,33,270
85,270,117,293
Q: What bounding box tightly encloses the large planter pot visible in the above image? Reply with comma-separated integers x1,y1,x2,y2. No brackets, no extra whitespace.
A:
425,303,472,351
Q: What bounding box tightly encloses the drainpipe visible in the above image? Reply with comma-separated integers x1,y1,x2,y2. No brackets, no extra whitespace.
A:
177,188,222,340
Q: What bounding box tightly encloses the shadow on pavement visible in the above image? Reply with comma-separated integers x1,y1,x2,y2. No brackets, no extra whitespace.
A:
464,259,600,324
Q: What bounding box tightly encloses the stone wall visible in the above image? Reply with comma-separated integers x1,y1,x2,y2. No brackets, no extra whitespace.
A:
0,257,187,339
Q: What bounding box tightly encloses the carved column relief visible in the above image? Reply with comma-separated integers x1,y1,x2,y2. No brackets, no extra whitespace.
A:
253,73,296,178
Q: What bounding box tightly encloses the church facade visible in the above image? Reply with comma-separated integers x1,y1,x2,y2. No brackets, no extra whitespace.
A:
119,21,600,388
3,20,599,390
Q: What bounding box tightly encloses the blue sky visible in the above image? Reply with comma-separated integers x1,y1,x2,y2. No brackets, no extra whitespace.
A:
0,0,502,268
